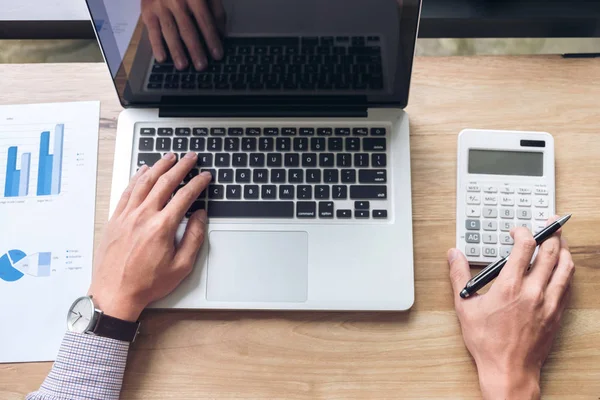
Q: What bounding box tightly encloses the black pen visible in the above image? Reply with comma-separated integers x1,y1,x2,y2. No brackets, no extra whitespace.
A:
460,214,572,299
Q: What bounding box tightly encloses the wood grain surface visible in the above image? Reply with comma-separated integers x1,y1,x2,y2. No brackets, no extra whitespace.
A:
0,56,599,399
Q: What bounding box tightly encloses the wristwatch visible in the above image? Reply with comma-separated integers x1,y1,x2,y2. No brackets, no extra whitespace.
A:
67,296,140,342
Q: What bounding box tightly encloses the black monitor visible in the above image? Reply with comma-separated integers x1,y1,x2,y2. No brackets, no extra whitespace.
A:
85,0,422,114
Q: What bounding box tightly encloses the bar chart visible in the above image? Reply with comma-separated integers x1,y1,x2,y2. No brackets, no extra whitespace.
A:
3,124,64,198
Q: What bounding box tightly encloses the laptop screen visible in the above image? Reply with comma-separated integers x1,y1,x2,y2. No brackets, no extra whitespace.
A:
86,0,421,109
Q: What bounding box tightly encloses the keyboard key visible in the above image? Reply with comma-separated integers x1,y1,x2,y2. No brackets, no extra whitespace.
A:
483,185,497,193
483,220,497,231
355,210,369,218
190,138,205,151
337,209,351,218
500,208,515,219
333,185,348,199
535,209,549,221
501,246,512,258
337,153,352,167
267,153,282,167
302,153,317,167
236,169,251,183
137,153,161,167
208,201,294,218
140,128,156,136
283,153,299,167
465,232,480,244
500,221,514,232
315,185,330,199
175,128,191,136
372,153,386,167
500,195,514,206
323,169,339,183
346,138,360,151
264,128,279,136
201,169,216,183
226,185,242,199
500,185,515,194
260,138,274,151
208,185,224,199
517,196,532,207
293,137,309,151
287,169,303,183
311,138,326,152
355,201,370,210
261,185,277,199
483,207,497,218
500,233,514,245
215,153,230,167
535,187,549,195
466,220,480,230
354,153,369,167
350,185,386,199
317,128,333,136
341,169,356,183
483,195,498,205
139,138,154,151
466,245,480,257
225,138,240,152
244,185,260,199
246,128,261,136
518,187,532,195
363,138,386,151
319,202,334,218
335,128,351,136
279,185,295,199
282,128,297,136
483,233,498,244
271,169,286,183
253,169,269,183
232,153,248,167
306,170,321,183
517,209,532,220
353,128,368,136
276,138,291,151
466,194,481,205
193,127,209,136
359,170,386,183
328,138,343,151
228,127,243,136
207,138,223,151
373,210,387,219
210,128,226,136
297,201,316,218
250,153,265,167
535,196,549,208
174,138,188,151
517,222,532,231
370,127,386,136
298,185,312,199
218,169,234,183
197,153,213,167
242,138,257,151
156,138,171,151
158,128,173,136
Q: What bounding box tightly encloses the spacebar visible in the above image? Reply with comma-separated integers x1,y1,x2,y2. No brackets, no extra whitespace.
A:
207,201,294,218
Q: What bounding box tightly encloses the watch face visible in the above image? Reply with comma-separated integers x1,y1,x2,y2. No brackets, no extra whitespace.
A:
67,296,95,333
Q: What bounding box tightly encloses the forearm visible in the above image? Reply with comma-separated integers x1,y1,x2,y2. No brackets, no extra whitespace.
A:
27,332,129,400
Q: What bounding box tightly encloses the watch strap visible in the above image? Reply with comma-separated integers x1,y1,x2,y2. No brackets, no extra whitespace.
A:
93,313,140,343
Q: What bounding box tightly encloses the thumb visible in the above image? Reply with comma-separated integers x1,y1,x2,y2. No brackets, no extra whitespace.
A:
448,248,471,299
174,209,208,274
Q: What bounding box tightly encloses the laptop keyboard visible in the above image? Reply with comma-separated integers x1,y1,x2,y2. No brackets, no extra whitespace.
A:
146,36,384,91
135,126,390,220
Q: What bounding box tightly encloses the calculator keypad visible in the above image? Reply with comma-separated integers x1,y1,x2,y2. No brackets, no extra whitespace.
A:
463,183,552,262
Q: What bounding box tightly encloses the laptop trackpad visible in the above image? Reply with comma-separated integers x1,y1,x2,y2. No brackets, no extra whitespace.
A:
206,231,309,303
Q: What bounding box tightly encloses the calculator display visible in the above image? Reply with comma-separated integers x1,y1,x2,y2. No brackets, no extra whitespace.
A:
468,150,543,177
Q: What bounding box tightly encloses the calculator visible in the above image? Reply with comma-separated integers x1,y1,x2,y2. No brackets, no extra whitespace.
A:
456,129,555,265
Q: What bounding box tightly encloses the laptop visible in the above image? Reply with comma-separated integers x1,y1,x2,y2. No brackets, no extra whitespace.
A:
85,0,421,311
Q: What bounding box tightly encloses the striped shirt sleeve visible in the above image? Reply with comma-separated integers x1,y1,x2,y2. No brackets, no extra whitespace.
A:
26,331,130,400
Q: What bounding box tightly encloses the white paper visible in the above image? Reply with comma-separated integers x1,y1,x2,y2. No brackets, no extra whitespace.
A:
0,101,99,363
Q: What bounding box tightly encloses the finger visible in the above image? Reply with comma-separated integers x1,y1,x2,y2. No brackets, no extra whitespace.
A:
527,217,562,287
145,152,199,209
546,244,575,308
496,227,536,287
189,0,224,60
209,0,227,34
448,248,472,301
144,14,167,62
159,11,189,70
173,209,208,274
114,165,149,217
164,170,212,223
553,284,572,323
170,1,208,70
127,153,177,209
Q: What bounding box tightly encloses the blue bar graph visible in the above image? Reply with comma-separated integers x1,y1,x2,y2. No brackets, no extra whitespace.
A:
3,123,65,198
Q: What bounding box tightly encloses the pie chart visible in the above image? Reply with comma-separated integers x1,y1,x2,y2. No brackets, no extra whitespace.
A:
0,249,26,282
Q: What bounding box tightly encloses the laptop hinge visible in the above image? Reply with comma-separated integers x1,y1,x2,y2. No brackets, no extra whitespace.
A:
158,96,368,118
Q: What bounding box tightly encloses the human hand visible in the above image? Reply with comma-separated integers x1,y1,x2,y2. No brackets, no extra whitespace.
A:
88,152,211,322
448,220,574,400
141,0,226,70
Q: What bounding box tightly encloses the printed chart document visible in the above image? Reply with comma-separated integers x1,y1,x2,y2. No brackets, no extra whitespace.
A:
0,101,99,363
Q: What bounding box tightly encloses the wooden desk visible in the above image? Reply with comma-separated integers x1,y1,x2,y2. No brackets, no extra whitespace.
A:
1,57,599,399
